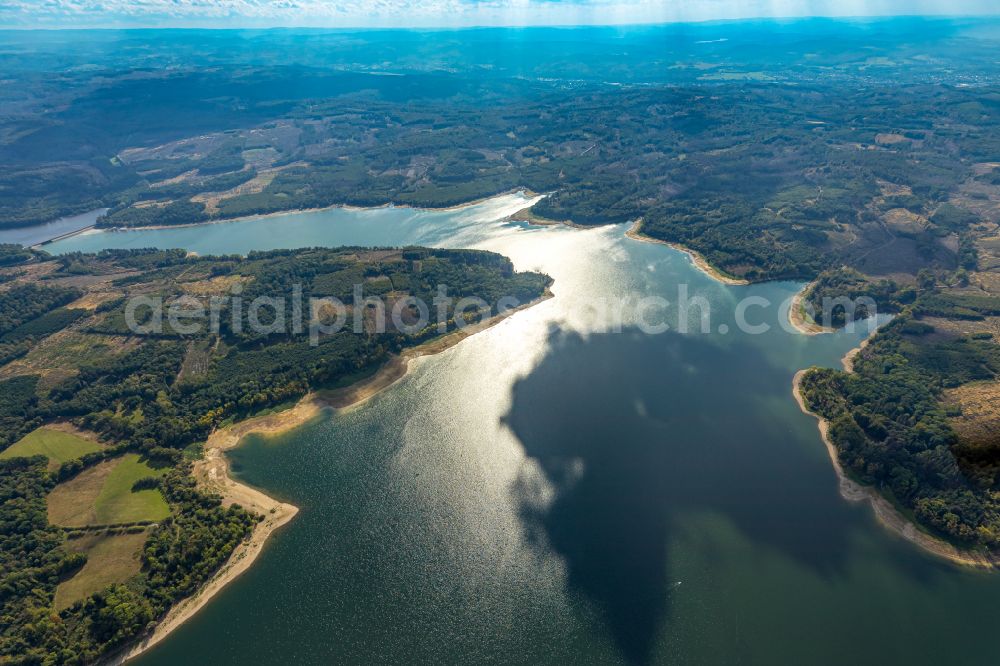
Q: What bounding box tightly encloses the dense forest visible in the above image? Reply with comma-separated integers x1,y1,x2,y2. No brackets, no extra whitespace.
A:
800,290,1000,547
2,26,999,297
0,244,549,663
82,82,999,293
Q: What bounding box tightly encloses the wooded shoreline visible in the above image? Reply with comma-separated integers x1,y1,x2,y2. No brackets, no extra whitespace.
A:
104,287,553,664
792,364,999,570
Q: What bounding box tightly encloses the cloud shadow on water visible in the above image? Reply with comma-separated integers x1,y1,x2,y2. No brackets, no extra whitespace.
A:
503,327,875,664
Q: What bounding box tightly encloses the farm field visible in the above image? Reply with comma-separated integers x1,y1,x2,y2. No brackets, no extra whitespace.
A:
54,530,151,610
47,453,171,527
0,426,102,470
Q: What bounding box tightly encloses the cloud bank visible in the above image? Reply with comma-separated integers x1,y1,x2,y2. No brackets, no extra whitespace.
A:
1,0,998,28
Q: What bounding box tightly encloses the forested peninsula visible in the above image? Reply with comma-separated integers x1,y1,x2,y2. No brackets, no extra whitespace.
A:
0,243,550,663
796,288,1000,555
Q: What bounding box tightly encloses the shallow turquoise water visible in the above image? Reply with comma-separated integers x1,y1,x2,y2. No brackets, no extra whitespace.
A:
53,194,1000,665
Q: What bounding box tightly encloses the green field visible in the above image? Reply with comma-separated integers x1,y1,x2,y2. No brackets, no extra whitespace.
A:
0,427,102,470
48,453,171,527
54,531,150,610
93,454,171,524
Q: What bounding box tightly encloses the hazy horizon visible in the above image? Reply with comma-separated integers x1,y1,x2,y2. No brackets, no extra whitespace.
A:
3,1,999,30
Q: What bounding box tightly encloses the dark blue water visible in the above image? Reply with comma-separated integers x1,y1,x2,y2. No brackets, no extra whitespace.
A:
54,195,1000,666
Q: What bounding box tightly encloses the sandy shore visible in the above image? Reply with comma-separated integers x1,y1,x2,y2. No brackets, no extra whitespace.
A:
508,204,590,229
509,206,557,226
105,400,319,664
793,364,999,569
787,281,835,335
109,287,553,663
840,334,873,373
624,219,750,286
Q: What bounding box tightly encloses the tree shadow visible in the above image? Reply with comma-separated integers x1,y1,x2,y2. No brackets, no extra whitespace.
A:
503,327,868,664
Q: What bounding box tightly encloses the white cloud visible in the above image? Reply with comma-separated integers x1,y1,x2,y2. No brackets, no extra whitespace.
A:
0,0,997,28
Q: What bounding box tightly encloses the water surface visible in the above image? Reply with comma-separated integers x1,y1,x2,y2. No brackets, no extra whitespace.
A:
0,208,107,247
51,195,1000,665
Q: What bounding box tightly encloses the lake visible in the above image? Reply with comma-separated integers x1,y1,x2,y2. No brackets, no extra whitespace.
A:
50,193,1000,665
0,208,107,247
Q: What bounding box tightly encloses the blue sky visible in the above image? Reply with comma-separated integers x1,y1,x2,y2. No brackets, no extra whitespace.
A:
1,0,998,29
